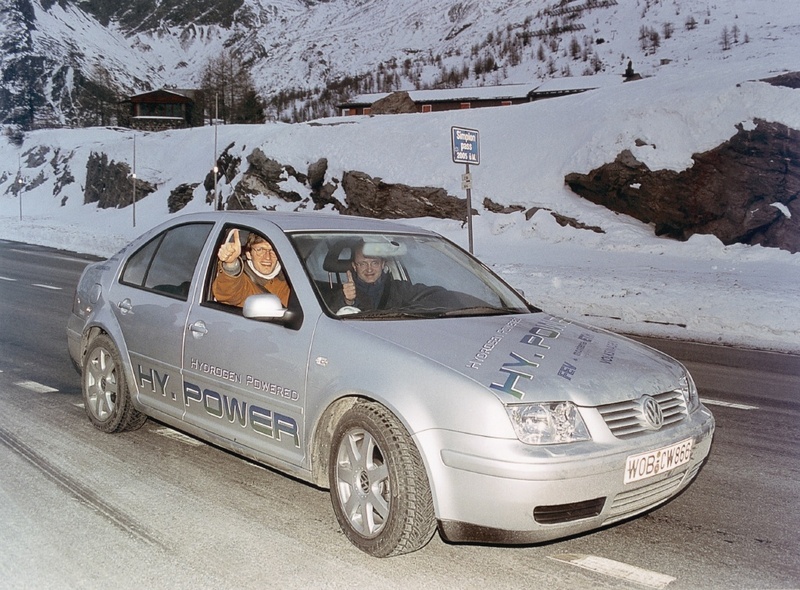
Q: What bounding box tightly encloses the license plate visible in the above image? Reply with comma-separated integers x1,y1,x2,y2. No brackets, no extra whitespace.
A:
624,438,693,484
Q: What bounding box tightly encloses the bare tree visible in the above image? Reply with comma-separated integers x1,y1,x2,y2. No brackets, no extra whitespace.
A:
720,26,732,51
77,63,120,126
200,50,263,124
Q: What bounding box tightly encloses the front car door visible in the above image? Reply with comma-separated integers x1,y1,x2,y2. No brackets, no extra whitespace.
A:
181,223,312,469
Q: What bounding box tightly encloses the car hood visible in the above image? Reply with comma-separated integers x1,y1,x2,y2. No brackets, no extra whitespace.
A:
349,313,685,406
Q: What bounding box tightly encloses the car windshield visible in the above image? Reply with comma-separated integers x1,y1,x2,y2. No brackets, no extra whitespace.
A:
289,231,535,319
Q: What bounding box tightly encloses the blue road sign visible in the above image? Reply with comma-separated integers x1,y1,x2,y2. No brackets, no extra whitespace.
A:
451,126,480,165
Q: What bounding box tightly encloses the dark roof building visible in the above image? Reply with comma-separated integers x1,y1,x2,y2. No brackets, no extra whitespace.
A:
120,88,204,131
337,75,625,116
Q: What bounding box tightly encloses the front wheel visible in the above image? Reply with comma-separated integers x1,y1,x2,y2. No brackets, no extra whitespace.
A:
82,334,147,433
329,401,436,557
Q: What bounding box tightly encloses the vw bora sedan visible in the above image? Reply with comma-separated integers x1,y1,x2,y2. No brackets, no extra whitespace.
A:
67,211,714,557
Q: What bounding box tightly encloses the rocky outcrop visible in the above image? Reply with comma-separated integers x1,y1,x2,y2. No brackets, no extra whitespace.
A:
202,142,241,205
168,183,200,213
225,147,303,210
524,206,605,233
565,119,800,253
370,92,417,115
84,152,155,208
218,155,470,220
341,171,471,220
762,71,800,89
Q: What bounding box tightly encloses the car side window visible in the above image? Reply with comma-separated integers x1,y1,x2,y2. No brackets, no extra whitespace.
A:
120,223,213,300
207,225,294,310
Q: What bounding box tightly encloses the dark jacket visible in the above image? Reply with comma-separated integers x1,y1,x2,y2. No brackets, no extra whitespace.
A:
328,272,439,312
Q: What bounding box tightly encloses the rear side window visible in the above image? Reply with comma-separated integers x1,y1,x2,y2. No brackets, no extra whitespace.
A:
121,223,213,300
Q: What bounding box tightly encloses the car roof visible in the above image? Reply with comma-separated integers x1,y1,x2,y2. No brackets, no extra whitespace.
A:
172,211,439,235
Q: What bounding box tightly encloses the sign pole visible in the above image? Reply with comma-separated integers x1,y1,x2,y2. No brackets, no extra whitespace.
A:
465,162,473,253
213,92,219,211
17,155,23,221
132,133,137,228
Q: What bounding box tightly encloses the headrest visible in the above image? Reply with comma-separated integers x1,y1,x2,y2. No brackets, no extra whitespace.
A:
322,240,356,273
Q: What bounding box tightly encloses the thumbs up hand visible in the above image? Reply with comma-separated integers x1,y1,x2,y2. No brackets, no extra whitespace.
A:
217,229,242,264
343,270,357,304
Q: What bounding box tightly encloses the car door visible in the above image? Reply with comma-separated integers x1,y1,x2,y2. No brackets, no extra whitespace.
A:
181,224,311,468
111,222,213,420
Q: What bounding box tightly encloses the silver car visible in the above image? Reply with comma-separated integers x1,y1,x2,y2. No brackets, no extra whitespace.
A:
67,211,714,557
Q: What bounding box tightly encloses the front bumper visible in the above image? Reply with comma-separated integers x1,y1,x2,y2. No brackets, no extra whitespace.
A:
416,405,715,544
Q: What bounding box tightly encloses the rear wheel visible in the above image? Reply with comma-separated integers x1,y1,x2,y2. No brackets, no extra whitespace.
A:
329,401,436,557
82,334,147,433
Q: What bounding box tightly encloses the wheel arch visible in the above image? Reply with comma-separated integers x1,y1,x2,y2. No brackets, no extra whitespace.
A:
309,390,442,493
310,395,361,487
79,324,144,413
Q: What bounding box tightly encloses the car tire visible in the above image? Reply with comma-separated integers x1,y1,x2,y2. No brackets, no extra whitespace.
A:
329,401,436,557
82,334,147,433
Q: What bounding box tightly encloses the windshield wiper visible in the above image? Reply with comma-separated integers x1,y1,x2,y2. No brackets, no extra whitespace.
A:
438,306,523,317
345,310,439,320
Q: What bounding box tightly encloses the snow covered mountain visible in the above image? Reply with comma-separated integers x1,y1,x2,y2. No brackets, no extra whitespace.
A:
2,0,796,128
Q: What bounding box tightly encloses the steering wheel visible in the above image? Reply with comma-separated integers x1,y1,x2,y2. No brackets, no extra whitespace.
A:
407,286,449,305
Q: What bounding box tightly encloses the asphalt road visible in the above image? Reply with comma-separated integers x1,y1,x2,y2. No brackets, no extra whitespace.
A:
1,239,798,589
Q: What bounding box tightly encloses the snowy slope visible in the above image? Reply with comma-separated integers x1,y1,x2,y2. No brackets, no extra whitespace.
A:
1,32,798,353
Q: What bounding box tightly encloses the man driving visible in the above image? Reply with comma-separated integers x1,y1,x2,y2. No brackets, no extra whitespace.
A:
331,242,441,312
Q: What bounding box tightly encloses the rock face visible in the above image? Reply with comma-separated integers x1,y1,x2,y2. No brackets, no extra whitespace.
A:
370,92,417,115
223,148,309,210
565,119,800,253
84,152,155,208
168,183,200,214
341,171,469,220
214,149,469,221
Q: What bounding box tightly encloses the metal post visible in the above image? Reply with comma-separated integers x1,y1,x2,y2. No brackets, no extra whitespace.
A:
132,134,137,227
214,92,219,210
17,155,23,220
465,163,473,254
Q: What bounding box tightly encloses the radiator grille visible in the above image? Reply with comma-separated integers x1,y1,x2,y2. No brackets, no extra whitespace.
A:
598,390,688,438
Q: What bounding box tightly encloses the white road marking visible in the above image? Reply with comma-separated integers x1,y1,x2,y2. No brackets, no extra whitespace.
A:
15,380,58,394
700,398,759,410
153,427,206,447
0,276,17,281
10,248,90,264
32,283,62,290
549,554,676,589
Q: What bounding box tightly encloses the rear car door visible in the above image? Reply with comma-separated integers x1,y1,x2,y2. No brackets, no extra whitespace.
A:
111,222,213,419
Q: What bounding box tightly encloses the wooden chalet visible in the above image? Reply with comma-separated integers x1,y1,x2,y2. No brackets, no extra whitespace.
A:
120,88,204,131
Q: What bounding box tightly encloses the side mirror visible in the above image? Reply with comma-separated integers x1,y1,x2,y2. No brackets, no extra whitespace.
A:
243,293,288,321
242,293,303,330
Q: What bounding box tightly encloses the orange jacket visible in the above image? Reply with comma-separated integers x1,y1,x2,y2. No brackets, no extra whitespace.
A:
211,260,291,307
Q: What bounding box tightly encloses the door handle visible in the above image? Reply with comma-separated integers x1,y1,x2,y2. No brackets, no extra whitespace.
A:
117,298,133,314
189,320,208,338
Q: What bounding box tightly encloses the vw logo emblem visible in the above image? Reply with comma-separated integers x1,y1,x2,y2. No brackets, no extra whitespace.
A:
641,396,664,430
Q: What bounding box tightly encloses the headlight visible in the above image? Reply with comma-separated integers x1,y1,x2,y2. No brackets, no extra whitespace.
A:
679,369,700,412
506,402,591,445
